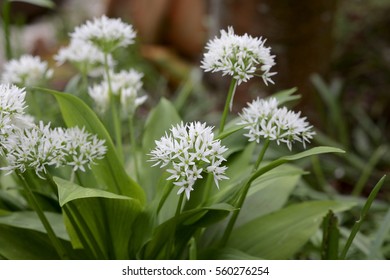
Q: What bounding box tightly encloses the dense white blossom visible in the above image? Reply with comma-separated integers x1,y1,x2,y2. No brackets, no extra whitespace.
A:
149,122,228,200
238,97,315,150
88,69,146,115
0,84,27,116
201,26,276,86
1,122,107,178
70,15,136,53
1,55,53,87
54,39,115,76
0,84,34,153
63,126,107,172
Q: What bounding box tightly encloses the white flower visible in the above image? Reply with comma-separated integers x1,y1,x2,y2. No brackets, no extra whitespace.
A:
150,121,228,200
201,26,276,86
0,84,27,116
1,55,53,87
64,126,107,172
88,69,146,115
1,121,107,177
238,97,315,150
54,39,115,76
1,122,66,177
70,15,136,53
88,82,110,113
0,84,34,154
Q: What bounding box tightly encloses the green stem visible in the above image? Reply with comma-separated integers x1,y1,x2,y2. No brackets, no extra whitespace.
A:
218,79,237,135
220,141,270,246
157,180,173,214
253,139,270,170
340,175,386,259
201,173,214,206
44,173,59,198
129,115,139,182
16,171,69,259
1,0,12,59
166,193,185,259
104,53,123,162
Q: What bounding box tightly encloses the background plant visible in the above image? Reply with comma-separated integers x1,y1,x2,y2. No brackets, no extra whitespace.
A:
0,11,387,260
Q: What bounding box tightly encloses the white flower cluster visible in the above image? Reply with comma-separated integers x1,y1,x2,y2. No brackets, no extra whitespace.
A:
238,97,315,150
201,26,276,86
88,69,146,115
1,122,107,178
0,84,34,151
70,15,136,53
0,84,107,178
149,122,228,200
54,39,115,76
1,55,53,87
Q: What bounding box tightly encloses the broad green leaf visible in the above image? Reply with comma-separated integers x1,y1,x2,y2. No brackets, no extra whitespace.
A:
9,0,54,9
0,211,68,240
143,203,235,259
0,225,61,259
0,189,26,211
37,88,145,204
55,177,142,259
229,200,355,259
235,164,304,226
140,98,181,200
250,146,344,184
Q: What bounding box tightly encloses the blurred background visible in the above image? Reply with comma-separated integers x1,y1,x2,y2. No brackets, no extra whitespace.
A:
1,0,389,197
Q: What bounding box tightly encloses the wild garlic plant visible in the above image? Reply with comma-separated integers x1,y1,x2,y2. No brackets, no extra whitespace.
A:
0,15,364,261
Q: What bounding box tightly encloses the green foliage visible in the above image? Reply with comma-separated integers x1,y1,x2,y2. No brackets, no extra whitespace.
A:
0,14,387,260
229,200,355,259
55,177,142,259
38,88,146,204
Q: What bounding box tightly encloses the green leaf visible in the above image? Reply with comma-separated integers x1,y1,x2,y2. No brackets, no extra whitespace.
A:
250,146,344,184
340,175,387,259
271,87,300,105
0,211,68,240
55,177,143,259
143,203,235,259
0,225,61,259
235,164,304,226
0,211,84,259
37,87,145,204
140,98,181,200
229,200,355,259
9,0,54,9
321,210,340,260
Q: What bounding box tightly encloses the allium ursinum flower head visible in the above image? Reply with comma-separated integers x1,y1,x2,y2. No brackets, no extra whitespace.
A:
70,15,136,53
238,97,315,150
149,121,228,200
63,126,107,172
201,26,276,86
1,122,67,177
0,84,27,116
1,122,107,178
0,84,34,153
1,55,53,87
88,69,146,115
54,39,115,76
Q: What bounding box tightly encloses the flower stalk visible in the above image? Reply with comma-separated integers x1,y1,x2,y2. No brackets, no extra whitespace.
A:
16,171,69,259
218,78,237,135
